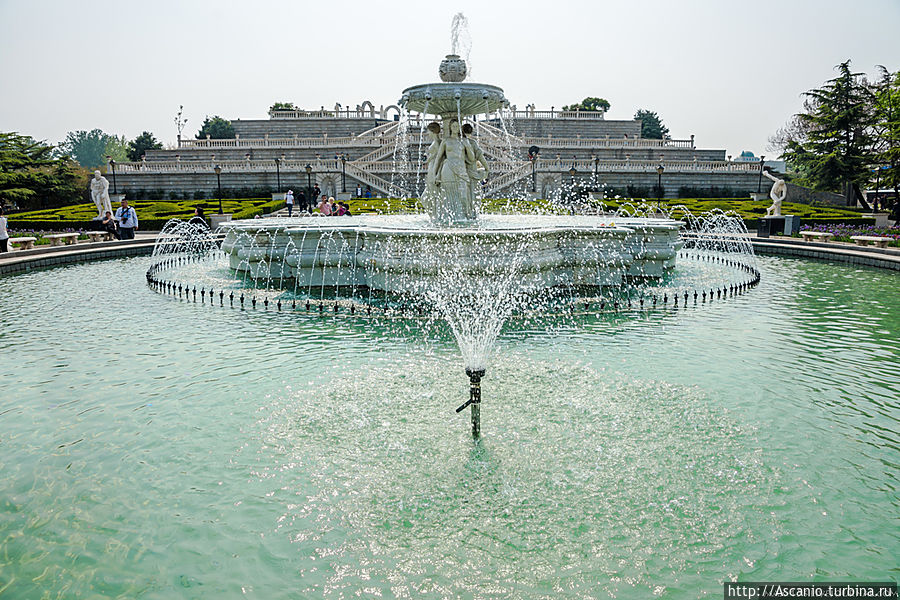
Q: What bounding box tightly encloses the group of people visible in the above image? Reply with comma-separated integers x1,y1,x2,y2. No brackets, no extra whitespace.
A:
98,199,139,239
283,186,353,217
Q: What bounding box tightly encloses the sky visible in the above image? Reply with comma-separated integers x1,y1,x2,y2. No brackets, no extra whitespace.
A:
1,0,898,158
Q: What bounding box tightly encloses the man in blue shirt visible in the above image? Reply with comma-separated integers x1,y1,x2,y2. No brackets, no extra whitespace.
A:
115,199,138,240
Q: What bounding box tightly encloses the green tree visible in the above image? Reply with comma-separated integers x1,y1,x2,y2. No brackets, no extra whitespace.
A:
0,132,86,210
634,109,669,139
269,102,296,111
780,61,875,201
196,116,235,139
871,66,900,204
562,97,610,112
128,131,163,161
104,134,129,163
60,129,116,168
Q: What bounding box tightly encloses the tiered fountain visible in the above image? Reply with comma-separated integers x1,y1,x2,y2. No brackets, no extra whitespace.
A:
147,35,759,437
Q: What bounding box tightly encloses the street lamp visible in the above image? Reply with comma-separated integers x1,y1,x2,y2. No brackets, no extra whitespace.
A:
214,165,223,214
274,158,281,192
336,153,348,193
656,164,664,202
757,155,766,193
108,157,117,194
305,164,313,207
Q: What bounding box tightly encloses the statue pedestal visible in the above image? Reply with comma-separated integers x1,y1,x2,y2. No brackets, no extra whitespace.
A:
758,216,784,238
209,214,232,229
111,193,126,203
750,192,768,201
336,192,352,202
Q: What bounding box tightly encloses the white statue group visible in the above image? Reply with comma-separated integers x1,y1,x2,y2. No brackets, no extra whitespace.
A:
422,119,489,225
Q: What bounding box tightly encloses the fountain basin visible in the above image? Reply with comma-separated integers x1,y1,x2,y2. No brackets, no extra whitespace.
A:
401,82,507,116
220,214,683,293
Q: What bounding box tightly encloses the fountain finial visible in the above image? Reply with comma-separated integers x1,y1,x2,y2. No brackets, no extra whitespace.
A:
439,54,467,82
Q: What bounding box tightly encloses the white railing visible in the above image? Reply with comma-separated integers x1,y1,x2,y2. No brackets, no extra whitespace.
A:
523,137,694,150
113,158,759,175
483,162,533,196
343,163,404,197
269,109,381,119
177,136,384,149
499,109,606,120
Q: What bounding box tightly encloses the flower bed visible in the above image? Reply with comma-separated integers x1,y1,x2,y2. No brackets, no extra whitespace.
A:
799,223,900,246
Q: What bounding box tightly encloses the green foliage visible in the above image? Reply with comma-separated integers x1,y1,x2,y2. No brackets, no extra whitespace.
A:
780,61,875,193
9,197,282,230
634,109,669,140
0,132,88,211
269,102,297,112
105,134,129,163
195,116,235,140
562,97,610,112
60,129,113,168
128,131,163,161
872,67,900,195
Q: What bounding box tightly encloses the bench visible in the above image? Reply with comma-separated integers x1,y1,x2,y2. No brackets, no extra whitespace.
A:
86,231,115,242
850,235,892,248
8,236,37,250
44,233,80,246
799,231,834,243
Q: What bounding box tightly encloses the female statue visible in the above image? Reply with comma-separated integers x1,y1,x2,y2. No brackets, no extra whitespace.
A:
421,121,442,220
434,119,473,224
461,123,488,220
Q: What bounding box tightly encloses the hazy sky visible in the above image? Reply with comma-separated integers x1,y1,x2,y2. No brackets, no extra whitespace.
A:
1,0,898,158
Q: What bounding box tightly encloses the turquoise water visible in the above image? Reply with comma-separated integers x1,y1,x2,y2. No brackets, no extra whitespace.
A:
0,255,897,598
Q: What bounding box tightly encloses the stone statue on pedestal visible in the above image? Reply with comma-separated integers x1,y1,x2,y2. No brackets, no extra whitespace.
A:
90,170,113,219
421,122,443,221
763,168,787,217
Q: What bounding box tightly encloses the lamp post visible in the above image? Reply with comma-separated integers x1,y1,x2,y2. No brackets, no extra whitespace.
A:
305,164,313,208
336,153,347,193
757,155,766,193
274,158,281,192
656,164,664,201
108,157,117,194
214,165,223,214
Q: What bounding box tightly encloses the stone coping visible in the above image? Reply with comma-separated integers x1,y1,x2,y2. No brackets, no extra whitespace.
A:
2,231,898,277
0,237,157,276
751,237,900,271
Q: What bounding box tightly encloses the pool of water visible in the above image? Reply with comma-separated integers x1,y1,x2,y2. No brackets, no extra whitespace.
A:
1,255,897,598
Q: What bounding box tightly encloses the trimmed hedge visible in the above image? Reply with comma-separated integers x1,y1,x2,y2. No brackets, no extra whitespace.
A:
8,198,284,231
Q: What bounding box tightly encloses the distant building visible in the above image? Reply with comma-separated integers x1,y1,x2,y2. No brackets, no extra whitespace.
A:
734,150,785,173
109,104,773,200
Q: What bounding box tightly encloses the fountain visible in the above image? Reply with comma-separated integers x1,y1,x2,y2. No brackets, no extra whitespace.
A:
146,27,762,437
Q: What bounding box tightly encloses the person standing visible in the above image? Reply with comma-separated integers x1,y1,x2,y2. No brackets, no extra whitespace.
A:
297,190,307,213
355,184,362,198
0,206,8,253
317,195,331,216
284,189,294,217
312,184,321,205
115,199,138,240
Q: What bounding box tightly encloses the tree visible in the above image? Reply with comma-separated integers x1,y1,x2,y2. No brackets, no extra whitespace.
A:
562,97,610,112
128,131,163,161
871,66,900,205
0,132,86,210
780,61,875,200
59,129,115,168
196,116,235,140
269,102,296,111
634,109,669,139
104,134,129,163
